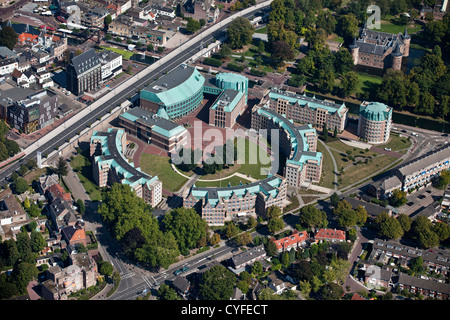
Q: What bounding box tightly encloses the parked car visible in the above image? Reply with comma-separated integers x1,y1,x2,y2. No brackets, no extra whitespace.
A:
384,148,391,151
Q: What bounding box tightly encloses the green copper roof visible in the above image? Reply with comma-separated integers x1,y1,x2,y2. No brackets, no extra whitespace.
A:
269,90,346,117
359,102,392,122
140,65,205,107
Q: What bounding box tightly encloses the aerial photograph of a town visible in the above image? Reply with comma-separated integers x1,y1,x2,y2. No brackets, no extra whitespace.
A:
0,0,448,314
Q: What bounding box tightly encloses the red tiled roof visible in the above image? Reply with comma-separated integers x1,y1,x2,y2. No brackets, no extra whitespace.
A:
315,228,346,241
47,183,72,202
271,230,308,251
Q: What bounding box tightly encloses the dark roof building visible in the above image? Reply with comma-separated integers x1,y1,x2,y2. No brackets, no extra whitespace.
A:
66,49,101,96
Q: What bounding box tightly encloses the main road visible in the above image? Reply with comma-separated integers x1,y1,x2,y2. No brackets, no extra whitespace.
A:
0,0,273,188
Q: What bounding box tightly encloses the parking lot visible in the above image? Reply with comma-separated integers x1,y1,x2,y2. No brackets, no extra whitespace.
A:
400,185,445,216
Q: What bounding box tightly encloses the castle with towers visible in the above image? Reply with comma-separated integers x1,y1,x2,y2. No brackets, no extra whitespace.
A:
349,25,411,71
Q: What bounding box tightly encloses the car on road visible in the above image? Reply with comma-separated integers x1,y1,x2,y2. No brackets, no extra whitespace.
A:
173,269,182,276
411,132,418,137
181,266,189,273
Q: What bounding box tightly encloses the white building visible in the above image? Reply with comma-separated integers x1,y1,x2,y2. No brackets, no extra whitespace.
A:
98,49,123,82
0,58,18,75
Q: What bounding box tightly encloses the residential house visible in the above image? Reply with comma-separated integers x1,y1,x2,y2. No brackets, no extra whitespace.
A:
228,244,267,274
441,187,450,210
152,5,175,19
46,183,72,203
368,238,450,276
364,265,393,289
41,252,98,300
230,287,243,300
396,273,450,300
47,198,78,233
172,276,190,297
267,273,287,295
270,230,308,253
61,223,87,248
0,194,27,226
343,196,392,218
17,55,31,72
0,46,18,59
0,58,18,75
39,173,60,194
314,228,346,243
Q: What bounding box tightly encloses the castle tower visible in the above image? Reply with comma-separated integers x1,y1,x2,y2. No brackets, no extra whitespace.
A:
391,41,403,70
349,37,359,65
402,28,411,57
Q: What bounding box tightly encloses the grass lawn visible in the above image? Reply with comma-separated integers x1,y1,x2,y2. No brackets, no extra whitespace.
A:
255,26,267,34
199,137,272,181
317,141,336,189
100,46,134,60
195,175,251,188
355,71,383,95
340,154,398,187
139,153,188,192
70,153,102,201
377,133,412,153
376,20,422,35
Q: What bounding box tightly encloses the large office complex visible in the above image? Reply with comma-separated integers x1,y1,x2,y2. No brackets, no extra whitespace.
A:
140,64,206,120
349,27,410,71
265,89,348,133
251,106,323,188
139,64,248,128
369,144,450,199
90,128,162,207
184,174,287,226
357,101,393,144
118,107,189,153
66,49,102,96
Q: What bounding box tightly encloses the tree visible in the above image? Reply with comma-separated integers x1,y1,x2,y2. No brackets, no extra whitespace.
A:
210,233,221,245
265,239,279,257
199,265,236,300
11,261,38,294
235,232,252,246
266,205,281,219
340,71,359,97
330,192,340,207
162,207,208,254
104,14,112,27
397,214,412,233
389,189,407,207
267,217,284,234
56,157,68,178
298,204,327,228
158,283,181,300
76,199,85,214
271,41,295,66
379,217,404,240
30,230,45,253
333,200,357,229
251,260,263,275
225,221,239,239
336,14,359,43
227,16,254,49
333,49,354,75
100,261,114,277
185,18,201,34
319,283,344,300
12,178,29,194
0,25,18,50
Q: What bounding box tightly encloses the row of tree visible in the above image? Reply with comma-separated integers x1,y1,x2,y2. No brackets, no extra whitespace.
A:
0,227,46,299
98,183,211,268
